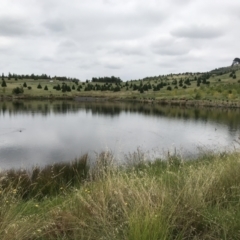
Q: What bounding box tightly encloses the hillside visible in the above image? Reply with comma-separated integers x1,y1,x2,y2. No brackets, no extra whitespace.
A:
1,64,240,105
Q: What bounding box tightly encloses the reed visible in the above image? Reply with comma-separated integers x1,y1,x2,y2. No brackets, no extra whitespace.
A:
0,154,88,200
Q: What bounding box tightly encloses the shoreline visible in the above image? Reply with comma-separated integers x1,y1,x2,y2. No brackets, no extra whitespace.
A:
1,95,240,108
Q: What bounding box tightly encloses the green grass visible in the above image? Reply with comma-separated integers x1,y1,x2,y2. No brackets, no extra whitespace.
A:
0,150,240,239
1,65,240,104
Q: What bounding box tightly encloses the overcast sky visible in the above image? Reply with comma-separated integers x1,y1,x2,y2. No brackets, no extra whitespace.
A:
0,0,239,81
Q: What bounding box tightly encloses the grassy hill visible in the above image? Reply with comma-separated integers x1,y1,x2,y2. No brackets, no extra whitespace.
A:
1,65,240,104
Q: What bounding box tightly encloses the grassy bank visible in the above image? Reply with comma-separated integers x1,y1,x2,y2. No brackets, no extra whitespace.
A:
0,150,240,239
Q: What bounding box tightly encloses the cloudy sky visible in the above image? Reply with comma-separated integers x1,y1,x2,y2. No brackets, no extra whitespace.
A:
0,0,239,81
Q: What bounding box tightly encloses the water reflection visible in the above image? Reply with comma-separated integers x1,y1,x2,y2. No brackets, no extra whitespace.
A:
0,100,240,169
1,101,240,130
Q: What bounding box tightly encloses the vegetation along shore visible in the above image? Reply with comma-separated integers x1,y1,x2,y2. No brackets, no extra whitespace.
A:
1,64,240,107
0,149,240,239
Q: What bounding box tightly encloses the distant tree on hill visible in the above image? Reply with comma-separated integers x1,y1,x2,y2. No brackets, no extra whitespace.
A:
113,86,121,92
1,79,7,87
37,83,42,89
53,84,61,91
197,79,201,87
92,76,122,83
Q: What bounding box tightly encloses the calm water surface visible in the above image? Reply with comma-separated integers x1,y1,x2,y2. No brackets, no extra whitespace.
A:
0,100,240,169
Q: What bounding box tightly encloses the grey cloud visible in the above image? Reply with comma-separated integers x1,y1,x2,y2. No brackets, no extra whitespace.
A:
171,25,223,39
151,38,190,56
104,63,122,69
78,60,100,70
57,40,78,52
38,56,55,62
0,17,30,37
108,44,145,56
43,20,66,33
154,48,188,56
41,1,166,42
0,0,237,81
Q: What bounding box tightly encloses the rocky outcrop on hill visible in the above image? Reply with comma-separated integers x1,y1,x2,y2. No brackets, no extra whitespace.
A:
232,58,240,66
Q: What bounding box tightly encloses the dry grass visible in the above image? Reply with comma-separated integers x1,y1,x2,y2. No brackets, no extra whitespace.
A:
0,150,240,239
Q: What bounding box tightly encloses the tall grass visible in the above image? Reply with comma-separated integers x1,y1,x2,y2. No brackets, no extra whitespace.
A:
0,150,240,239
0,154,88,200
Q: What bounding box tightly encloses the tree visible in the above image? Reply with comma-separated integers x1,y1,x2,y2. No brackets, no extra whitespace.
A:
44,85,48,90
139,88,144,93
37,83,42,89
1,79,7,87
197,79,201,87
53,84,61,91
23,82,27,88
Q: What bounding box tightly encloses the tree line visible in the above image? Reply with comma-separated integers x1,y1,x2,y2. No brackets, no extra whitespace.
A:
1,73,80,82
91,76,122,83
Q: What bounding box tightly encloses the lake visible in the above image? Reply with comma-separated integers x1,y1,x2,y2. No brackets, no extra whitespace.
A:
0,100,240,169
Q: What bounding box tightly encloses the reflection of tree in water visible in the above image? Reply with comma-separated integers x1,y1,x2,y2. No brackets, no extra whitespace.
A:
90,105,121,117
1,102,7,114
1,101,240,131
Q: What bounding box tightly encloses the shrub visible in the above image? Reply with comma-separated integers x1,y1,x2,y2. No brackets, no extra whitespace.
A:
12,87,24,94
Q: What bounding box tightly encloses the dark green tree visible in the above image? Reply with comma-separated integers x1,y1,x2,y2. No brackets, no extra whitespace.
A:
1,79,7,87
